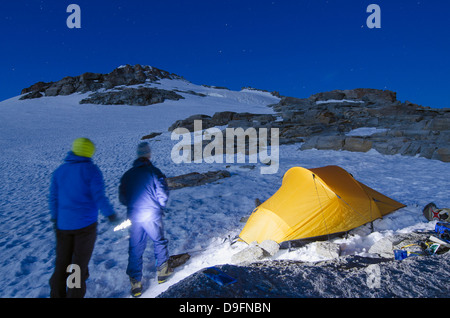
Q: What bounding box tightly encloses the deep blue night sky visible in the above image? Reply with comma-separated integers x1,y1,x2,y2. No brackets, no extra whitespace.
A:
1,0,449,108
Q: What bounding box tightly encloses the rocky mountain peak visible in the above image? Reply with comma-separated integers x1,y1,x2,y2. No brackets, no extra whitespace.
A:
19,64,183,100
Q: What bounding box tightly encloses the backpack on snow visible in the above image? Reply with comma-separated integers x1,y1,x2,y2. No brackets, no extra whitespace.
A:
435,222,450,242
423,202,450,222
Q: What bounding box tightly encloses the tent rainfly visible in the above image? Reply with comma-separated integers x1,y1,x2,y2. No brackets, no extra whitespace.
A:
239,165,405,246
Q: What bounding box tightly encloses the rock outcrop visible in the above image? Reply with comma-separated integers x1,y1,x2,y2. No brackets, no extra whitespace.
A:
166,170,231,190
79,87,184,106
167,111,279,156
276,89,450,162
168,111,277,132
164,88,450,162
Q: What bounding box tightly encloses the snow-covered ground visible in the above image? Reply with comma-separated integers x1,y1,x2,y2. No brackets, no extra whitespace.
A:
0,79,448,298
345,127,389,137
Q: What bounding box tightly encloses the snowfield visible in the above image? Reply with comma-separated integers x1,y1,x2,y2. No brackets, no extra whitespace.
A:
0,79,448,298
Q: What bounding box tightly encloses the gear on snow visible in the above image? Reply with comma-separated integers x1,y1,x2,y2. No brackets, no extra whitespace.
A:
423,202,450,222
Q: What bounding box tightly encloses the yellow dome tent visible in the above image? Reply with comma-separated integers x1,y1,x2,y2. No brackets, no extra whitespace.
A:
239,165,405,245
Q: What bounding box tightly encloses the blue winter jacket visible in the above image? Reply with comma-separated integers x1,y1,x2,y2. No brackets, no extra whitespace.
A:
49,152,115,230
119,158,169,222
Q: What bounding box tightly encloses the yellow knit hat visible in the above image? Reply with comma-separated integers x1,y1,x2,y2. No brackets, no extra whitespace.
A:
72,138,96,158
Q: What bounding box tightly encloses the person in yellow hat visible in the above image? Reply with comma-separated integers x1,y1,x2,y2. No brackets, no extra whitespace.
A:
49,137,118,298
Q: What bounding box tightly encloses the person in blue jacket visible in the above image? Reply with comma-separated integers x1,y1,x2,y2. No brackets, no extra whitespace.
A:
119,141,171,297
49,138,118,298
